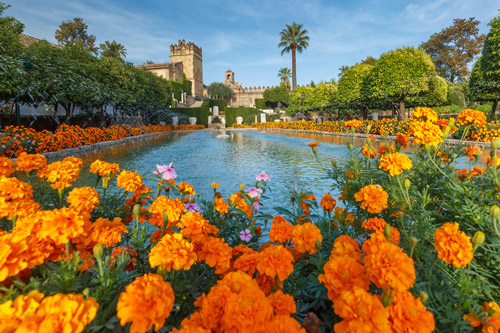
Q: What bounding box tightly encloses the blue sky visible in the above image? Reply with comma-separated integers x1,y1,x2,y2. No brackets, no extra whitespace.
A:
7,0,499,88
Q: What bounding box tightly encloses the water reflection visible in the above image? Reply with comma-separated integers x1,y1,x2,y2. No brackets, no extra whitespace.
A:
74,130,350,213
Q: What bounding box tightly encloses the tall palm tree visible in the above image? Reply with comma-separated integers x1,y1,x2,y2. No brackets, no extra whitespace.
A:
277,67,292,91
99,40,127,59
278,22,309,90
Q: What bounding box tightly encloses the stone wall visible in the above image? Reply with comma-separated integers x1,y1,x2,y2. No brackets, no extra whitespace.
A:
222,69,275,107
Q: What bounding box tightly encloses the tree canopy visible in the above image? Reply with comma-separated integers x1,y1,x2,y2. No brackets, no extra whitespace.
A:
337,64,373,119
55,17,97,54
263,86,289,107
207,82,234,100
468,13,500,115
363,46,436,119
0,2,24,55
278,22,309,90
277,68,291,91
99,40,127,60
421,18,486,83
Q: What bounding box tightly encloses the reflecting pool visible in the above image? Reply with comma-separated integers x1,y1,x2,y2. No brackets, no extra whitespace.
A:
76,129,354,213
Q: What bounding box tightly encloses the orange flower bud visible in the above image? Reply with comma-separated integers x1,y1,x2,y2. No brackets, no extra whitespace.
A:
384,224,391,242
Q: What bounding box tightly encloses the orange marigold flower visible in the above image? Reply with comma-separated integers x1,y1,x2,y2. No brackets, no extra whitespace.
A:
39,207,88,246
89,159,120,177
0,290,44,332
463,301,500,333
291,223,323,255
228,192,252,217
395,133,410,149
320,193,336,213
379,152,412,176
149,233,197,271
267,290,296,316
214,197,229,215
378,143,395,156
233,252,259,275
361,144,377,159
363,236,415,292
109,246,137,271
434,222,473,268
170,312,208,333
116,170,142,192
465,145,483,161
354,184,388,214
67,187,100,213
14,152,47,173
267,315,306,333
457,109,487,127
319,255,370,302
334,287,390,332
178,182,195,196
179,212,219,242
330,235,362,262
308,141,320,147
0,157,14,177
16,293,98,333
257,245,294,281
38,157,82,189
408,121,443,146
117,273,174,332
0,232,30,282
270,215,294,244
90,217,128,247
196,236,232,274
300,194,316,211
210,182,220,189
344,119,363,129
362,217,400,244
222,285,274,332
412,107,438,122
148,196,185,227
0,176,36,219
388,291,435,333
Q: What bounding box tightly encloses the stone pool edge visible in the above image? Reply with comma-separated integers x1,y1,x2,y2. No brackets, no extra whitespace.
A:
39,130,199,160
232,128,492,148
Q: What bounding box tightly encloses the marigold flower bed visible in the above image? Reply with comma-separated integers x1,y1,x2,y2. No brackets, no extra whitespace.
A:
0,107,499,332
233,107,500,142
0,123,205,158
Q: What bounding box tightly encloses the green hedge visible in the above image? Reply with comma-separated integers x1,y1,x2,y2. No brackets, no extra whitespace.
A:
170,107,210,126
255,98,267,110
201,99,227,110
225,107,261,126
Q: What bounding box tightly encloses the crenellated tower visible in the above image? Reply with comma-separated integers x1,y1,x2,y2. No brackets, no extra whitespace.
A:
170,40,203,97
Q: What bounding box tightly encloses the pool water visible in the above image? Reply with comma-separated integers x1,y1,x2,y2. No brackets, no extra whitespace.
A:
76,130,353,214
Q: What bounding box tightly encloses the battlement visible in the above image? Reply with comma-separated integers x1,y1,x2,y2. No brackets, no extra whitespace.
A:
240,85,275,93
170,39,202,56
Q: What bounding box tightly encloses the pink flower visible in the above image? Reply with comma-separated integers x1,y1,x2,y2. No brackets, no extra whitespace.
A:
246,187,263,199
256,171,271,181
240,229,252,242
252,201,260,212
154,163,177,180
185,203,201,212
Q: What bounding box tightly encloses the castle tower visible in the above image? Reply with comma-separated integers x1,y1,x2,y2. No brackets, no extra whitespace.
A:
225,69,235,84
170,40,203,97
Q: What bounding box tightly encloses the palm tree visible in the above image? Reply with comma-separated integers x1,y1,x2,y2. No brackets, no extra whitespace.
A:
99,40,127,59
277,67,292,91
278,22,310,90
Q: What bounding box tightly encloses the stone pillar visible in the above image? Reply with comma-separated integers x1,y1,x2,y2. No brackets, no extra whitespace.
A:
172,116,179,126
260,113,266,123
213,106,219,116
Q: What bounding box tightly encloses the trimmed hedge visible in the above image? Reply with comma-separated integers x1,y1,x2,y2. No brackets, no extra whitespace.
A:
255,98,267,110
201,99,227,110
170,107,210,126
225,107,262,126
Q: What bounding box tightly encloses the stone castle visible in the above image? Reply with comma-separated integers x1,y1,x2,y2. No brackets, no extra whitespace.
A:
138,40,272,107
136,40,203,97
220,69,274,107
